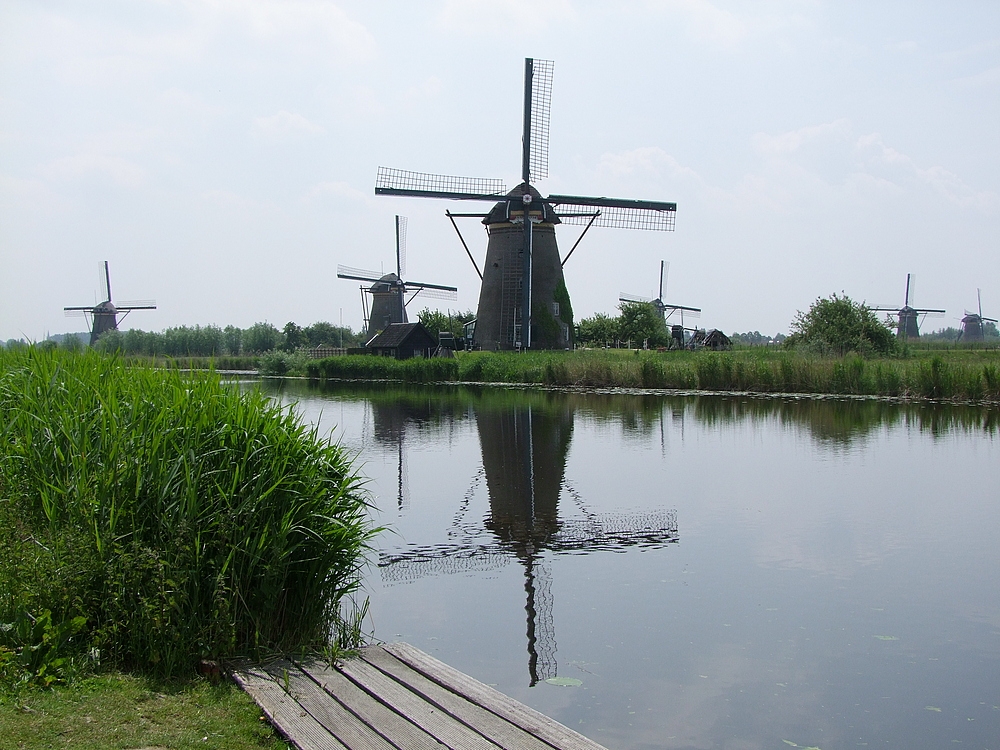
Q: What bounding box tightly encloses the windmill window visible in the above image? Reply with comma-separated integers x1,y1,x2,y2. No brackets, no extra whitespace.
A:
551,302,560,317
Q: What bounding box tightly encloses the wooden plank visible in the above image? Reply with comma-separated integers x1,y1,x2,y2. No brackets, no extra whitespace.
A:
384,643,608,750
297,658,445,750
337,651,503,750
361,647,554,750
263,660,398,750
229,660,348,750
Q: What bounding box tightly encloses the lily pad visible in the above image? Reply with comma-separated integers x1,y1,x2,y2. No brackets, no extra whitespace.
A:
545,677,583,687
925,706,942,712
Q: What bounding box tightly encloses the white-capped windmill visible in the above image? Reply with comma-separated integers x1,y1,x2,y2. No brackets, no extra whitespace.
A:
871,273,944,339
337,215,458,334
957,289,997,342
376,58,677,351
64,261,156,346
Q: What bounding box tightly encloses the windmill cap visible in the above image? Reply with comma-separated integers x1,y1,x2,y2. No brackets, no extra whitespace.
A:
483,183,561,226
371,273,403,291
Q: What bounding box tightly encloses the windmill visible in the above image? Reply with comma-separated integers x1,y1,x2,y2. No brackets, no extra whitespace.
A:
957,289,997,342
376,58,677,351
378,401,679,686
620,260,701,348
63,261,156,346
871,273,944,339
337,215,458,334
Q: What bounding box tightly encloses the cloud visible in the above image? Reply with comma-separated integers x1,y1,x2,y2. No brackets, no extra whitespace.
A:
253,110,325,138
302,180,369,203
652,0,748,48
596,146,704,184
751,118,851,155
437,0,577,36
40,152,146,188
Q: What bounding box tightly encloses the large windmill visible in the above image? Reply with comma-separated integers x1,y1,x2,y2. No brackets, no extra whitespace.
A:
376,58,677,351
64,261,156,346
338,215,458,334
871,273,944,339
957,289,997,342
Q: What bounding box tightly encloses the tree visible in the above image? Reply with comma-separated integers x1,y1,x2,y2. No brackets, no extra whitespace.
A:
618,301,668,347
786,294,896,355
282,322,305,352
417,308,476,340
223,325,243,355
243,322,281,353
576,313,619,347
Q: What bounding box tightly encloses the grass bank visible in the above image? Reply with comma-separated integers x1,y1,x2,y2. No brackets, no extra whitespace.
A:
304,348,1000,401
0,673,288,749
0,347,377,687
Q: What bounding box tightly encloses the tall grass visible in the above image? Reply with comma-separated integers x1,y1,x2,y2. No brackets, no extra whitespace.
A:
450,350,1000,401
0,347,376,678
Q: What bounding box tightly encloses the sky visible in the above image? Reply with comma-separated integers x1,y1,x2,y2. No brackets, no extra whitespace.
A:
2,0,999,342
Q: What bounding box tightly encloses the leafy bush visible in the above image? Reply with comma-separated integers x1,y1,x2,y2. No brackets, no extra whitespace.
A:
0,347,376,677
787,294,897,355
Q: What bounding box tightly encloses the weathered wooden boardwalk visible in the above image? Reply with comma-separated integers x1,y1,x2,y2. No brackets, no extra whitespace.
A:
230,642,608,750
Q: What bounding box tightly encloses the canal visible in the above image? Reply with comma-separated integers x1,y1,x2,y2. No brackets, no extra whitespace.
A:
262,380,1000,750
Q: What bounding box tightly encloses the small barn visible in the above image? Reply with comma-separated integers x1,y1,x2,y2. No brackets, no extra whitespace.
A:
365,322,437,360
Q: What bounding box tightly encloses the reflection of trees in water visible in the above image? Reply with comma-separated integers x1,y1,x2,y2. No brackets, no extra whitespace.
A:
266,378,1000,448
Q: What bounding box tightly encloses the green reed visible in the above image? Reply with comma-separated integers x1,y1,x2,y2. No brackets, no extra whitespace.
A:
0,347,377,677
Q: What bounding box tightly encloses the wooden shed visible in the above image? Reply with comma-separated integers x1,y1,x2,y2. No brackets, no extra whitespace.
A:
365,322,437,360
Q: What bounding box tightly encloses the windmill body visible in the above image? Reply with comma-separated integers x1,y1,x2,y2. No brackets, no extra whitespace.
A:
63,261,156,346
958,289,997,342
872,274,944,340
376,58,676,351
338,215,457,336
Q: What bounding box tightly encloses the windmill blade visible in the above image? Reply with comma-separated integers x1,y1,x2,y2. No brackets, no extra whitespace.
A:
337,264,384,282
525,58,554,183
407,287,459,302
912,308,946,315
547,195,677,231
64,309,88,317
395,215,407,279
663,303,701,314
619,292,652,303
978,288,983,319
116,304,157,311
659,260,669,300
63,305,95,311
904,273,913,307
99,261,112,303
117,299,156,308
404,279,458,293
376,167,507,202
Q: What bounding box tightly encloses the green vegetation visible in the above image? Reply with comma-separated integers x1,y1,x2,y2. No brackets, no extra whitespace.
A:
785,293,897,355
306,354,459,383
0,347,376,684
90,320,363,357
0,673,288,749
416,308,476,340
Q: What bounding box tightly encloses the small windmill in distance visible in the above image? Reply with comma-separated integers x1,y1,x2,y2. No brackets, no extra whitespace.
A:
338,215,458,335
64,261,156,346
957,289,997,342
871,273,944,339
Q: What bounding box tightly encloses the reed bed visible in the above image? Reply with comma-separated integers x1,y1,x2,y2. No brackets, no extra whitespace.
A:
452,350,1000,400
0,347,376,679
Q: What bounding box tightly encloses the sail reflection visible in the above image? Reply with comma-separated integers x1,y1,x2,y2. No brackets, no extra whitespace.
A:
377,395,679,686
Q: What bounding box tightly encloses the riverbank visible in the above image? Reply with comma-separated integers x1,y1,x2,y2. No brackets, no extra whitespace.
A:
303,347,1000,402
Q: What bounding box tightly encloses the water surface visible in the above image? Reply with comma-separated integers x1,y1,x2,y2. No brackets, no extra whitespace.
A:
263,381,1000,750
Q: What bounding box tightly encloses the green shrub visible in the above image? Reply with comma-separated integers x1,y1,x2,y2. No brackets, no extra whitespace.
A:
0,348,377,677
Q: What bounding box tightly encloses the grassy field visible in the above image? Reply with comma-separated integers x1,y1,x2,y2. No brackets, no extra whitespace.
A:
301,346,1000,401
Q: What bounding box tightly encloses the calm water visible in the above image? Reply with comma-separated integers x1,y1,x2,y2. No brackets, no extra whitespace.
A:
261,380,1000,750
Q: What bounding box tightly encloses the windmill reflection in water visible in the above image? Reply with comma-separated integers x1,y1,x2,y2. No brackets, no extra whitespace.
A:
373,398,679,686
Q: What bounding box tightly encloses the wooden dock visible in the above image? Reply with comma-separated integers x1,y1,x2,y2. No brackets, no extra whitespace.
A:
230,642,609,750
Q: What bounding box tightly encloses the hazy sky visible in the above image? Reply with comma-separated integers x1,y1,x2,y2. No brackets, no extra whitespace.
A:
2,1,998,342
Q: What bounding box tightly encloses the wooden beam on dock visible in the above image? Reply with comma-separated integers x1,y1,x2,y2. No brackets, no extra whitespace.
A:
230,643,609,750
